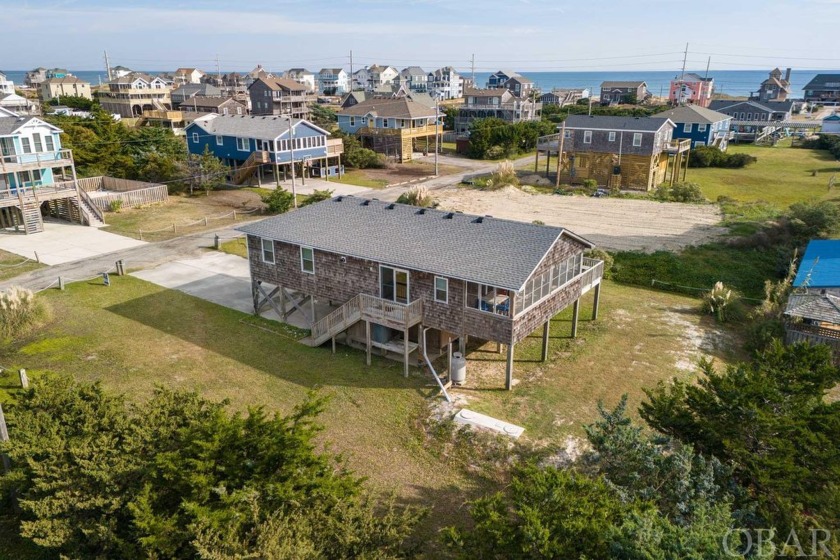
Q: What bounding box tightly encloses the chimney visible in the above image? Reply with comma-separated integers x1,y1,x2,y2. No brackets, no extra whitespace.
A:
784,68,792,83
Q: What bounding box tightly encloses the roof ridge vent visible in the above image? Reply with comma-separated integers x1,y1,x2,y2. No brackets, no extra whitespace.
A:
361,199,371,206
444,212,454,219
416,208,427,215
336,196,344,202
472,217,484,224
386,203,396,209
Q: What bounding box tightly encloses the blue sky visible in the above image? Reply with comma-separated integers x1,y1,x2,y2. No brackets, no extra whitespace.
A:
1,0,839,73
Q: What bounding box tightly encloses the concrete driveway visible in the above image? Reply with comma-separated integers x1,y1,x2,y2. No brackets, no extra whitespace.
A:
0,220,146,265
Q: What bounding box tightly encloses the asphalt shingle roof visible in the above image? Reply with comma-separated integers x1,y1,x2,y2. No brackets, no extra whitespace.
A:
652,105,731,124
600,81,646,89
188,114,319,140
0,115,32,135
804,74,840,90
252,77,306,92
236,196,594,291
785,293,840,324
564,115,673,132
338,98,436,119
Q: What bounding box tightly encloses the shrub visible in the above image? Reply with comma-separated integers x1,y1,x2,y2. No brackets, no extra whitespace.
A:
582,178,598,189
260,188,295,214
688,146,756,169
701,281,743,323
347,147,385,169
585,249,614,279
485,160,519,190
653,182,706,203
396,185,436,207
787,200,840,239
107,199,123,213
299,188,333,207
0,286,50,339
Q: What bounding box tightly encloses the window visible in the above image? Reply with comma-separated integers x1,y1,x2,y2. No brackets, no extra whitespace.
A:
261,238,274,263
349,116,355,126
382,118,389,128
583,130,592,144
434,277,448,303
44,135,54,152
746,113,752,120
33,133,43,152
694,141,706,147
192,133,199,143
564,130,572,139
608,131,616,142
466,282,510,316
697,124,707,132
380,266,409,304
632,133,642,147
300,246,314,274
216,135,223,146
21,137,31,153
222,107,229,115
236,106,243,115
683,123,692,133
236,137,249,151
518,253,583,314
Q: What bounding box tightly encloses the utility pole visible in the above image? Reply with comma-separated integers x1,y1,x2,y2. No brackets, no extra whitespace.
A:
288,115,297,207
434,95,440,176
471,53,475,86
349,50,354,91
678,42,688,105
104,50,112,81
216,53,222,86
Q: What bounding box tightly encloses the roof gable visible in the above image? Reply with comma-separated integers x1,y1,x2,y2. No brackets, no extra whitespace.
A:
652,105,731,124
564,115,673,132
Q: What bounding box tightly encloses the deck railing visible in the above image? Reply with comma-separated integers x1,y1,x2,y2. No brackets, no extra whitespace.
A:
359,293,423,328
663,139,691,153
0,149,73,171
580,258,604,291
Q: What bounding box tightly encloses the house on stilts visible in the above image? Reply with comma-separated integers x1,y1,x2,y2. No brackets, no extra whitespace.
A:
237,196,604,389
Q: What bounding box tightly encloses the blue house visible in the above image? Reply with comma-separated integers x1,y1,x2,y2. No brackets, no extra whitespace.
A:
653,105,733,150
185,114,344,185
0,107,70,191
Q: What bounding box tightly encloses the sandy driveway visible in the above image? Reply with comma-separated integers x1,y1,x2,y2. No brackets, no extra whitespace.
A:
433,186,726,252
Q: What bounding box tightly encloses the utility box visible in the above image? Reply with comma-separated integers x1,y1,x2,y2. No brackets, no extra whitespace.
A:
451,352,467,385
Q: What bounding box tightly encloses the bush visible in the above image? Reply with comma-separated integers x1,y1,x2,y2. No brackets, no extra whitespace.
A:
585,249,614,278
348,147,386,169
653,182,706,203
107,199,123,213
396,185,436,207
582,178,598,189
485,160,519,190
299,188,333,207
688,146,756,169
701,281,744,323
0,286,50,339
260,188,295,214
787,200,840,239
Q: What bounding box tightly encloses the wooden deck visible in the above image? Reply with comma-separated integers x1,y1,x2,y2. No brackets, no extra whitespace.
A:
0,185,78,209
0,150,74,174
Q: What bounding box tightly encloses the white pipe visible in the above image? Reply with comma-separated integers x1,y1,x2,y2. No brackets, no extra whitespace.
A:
422,327,452,403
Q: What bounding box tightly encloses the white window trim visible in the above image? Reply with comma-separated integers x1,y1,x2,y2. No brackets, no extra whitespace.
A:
261,238,275,264
300,246,315,274
683,123,692,133
608,131,616,142
237,137,250,151
434,276,449,304
583,130,592,144
697,123,707,132
215,135,223,146
632,133,642,147
192,132,199,143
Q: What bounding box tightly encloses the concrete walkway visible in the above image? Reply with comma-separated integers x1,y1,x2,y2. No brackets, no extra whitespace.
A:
0,220,146,265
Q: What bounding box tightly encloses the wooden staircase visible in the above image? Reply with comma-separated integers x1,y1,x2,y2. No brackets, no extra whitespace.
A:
300,294,363,347
21,201,43,234
234,151,270,185
74,196,105,226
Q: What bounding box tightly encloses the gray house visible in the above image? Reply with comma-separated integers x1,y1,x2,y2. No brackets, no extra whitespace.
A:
249,77,309,119
804,74,840,104
238,196,604,389
599,81,647,104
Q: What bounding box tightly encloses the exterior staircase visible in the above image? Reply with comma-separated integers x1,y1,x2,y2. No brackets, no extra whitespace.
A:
21,201,43,234
74,193,105,227
301,294,363,347
234,151,270,185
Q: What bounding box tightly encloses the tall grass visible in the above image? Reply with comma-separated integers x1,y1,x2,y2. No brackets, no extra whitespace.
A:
0,286,50,340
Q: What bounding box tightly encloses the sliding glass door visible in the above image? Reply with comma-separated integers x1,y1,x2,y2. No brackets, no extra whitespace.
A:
380,266,409,304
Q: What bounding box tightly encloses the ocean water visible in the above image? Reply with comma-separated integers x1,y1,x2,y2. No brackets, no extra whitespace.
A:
3,68,837,98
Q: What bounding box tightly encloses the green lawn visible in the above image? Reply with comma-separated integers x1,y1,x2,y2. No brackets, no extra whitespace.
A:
0,249,44,283
329,169,388,189
219,237,248,258
691,145,840,208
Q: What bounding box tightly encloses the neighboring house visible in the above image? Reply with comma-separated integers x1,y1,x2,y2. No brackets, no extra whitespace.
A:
221,72,246,89
753,68,792,102
822,113,840,135
181,95,246,116
669,73,714,107
249,77,309,119
175,68,206,85
503,75,535,99
110,66,133,79
539,88,588,107
396,67,427,92
487,70,520,89
366,65,399,91
352,67,370,91
551,114,685,191
784,239,840,359
40,76,92,102
454,88,541,134
599,81,647,104
0,72,14,95
185,113,344,184
340,91,367,109
170,83,223,108
99,73,172,117
237,196,604,387
709,99,793,122
24,68,47,88
45,69,69,80
393,88,436,109
652,105,733,149
285,68,317,93
804,74,840,104
318,68,349,95
337,97,440,163
0,106,99,233
246,65,273,87
0,93,37,115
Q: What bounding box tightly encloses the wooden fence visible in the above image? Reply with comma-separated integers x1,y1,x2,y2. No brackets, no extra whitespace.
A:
90,185,169,211
77,176,166,193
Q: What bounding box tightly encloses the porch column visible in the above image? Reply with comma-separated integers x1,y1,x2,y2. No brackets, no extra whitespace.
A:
447,341,453,377
275,162,280,187
571,299,580,338
534,149,539,172
251,279,260,314
592,283,601,320
541,321,550,362
365,320,372,366
279,285,286,316
310,295,317,327
505,343,515,390
403,327,410,378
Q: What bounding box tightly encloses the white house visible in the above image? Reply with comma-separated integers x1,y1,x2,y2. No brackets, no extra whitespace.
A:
428,67,463,100
175,68,206,85
0,72,14,96
286,69,317,93
823,113,840,135
318,68,349,95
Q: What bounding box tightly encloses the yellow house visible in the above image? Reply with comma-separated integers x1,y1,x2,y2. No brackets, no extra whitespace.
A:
40,76,92,102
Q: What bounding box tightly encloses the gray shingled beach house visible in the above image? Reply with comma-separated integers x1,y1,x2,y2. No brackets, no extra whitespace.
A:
238,196,604,389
